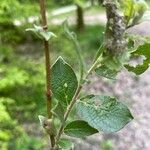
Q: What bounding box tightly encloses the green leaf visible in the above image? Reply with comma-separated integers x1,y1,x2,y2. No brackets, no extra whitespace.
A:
95,65,118,79
131,0,148,25
51,57,78,107
63,20,76,41
64,120,98,138
76,95,133,133
58,139,74,150
93,44,105,63
125,43,150,75
133,43,150,59
63,20,85,83
26,24,56,41
125,59,149,75
51,102,65,123
103,55,123,71
40,31,56,41
121,0,148,26
122,0,134,24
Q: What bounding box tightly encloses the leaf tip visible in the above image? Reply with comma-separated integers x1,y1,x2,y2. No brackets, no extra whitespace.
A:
57,56,65,63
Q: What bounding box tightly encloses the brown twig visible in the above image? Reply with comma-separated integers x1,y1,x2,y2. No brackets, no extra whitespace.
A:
39,0,55,148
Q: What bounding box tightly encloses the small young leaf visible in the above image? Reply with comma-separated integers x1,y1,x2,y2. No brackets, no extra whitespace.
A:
26,24,56,41
39,31,56,41
76,95,133,133
63,20,85,83
121,0,134,25
121,0,148,26
95,65,118,79
64,120,98,138
58,139,74,150
51,102,65,123
130,0,148,26
51,57,78,107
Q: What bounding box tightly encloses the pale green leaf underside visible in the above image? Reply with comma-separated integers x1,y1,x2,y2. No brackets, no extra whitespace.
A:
26,24,56,41
51,57,78,107
64,120,98,138
76,95,133,133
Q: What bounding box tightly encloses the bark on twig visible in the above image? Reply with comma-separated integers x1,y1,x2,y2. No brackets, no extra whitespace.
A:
39,0,55,148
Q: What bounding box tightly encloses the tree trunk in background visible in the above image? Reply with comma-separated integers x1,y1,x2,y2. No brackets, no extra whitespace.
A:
91,0,95,6
98,0,103,5
76,4,84,31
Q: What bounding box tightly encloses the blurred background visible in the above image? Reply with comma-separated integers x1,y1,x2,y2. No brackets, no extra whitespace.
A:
0,0,150,150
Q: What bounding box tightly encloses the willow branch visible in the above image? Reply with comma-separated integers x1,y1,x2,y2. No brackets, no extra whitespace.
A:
39,0,55,148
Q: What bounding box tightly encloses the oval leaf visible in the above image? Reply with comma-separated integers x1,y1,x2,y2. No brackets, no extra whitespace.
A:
51,57,78,107
76,95,133,133
64,120,98,138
